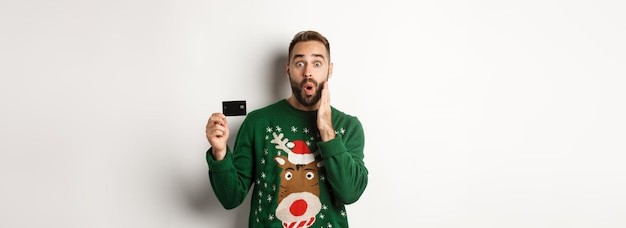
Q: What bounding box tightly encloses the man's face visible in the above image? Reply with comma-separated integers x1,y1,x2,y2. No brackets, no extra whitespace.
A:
287,41,333,107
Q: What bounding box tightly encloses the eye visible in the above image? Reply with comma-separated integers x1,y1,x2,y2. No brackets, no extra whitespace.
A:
296,62,304,67
305,171,315,180
285,171,293,180
314,62,322,67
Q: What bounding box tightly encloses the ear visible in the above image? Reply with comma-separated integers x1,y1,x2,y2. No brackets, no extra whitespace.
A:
285,62,290,77
275,156,287,166
328,62,334,79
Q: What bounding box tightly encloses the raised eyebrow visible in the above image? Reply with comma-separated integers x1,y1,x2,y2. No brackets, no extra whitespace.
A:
292,54,326,61
312,54,325,60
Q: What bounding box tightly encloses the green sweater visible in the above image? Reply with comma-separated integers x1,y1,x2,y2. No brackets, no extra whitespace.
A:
207,99,368,228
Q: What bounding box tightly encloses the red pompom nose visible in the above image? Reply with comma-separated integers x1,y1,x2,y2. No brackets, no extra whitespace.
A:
289,199,308,216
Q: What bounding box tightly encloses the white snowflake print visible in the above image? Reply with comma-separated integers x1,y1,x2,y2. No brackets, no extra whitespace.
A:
291,126,297,132
268,214,275,221
303,127,310,134
275,125,282,132
340,127,346,134
266,127,272,133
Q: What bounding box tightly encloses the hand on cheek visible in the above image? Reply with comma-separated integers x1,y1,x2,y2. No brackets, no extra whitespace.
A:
317,81,335,142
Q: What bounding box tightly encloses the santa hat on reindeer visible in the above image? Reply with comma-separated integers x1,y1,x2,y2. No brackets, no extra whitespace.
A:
286,140,319,165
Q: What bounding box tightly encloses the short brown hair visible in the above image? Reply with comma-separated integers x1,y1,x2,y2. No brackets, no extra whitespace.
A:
288,30,330,62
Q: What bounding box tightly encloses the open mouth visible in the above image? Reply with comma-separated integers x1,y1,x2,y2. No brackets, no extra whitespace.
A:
303,82,316,95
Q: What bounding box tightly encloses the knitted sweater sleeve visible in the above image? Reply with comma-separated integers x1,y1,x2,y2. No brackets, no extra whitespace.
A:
318,116,368,204
206,118,255,209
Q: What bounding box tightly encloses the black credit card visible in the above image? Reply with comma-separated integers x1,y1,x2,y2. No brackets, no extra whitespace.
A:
222,100,247,116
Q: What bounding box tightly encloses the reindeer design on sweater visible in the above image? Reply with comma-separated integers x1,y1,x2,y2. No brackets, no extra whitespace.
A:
271,132,323,228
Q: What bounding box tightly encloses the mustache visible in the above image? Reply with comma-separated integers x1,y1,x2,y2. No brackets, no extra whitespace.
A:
301,78,318,87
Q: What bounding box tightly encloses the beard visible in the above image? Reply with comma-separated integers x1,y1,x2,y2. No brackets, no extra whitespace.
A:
289,77,323,107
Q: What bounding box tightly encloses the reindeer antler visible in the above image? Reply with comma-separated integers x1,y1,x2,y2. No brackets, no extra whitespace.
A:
270,132,292,154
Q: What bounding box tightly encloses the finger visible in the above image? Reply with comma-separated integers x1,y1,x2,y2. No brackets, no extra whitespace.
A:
209,123,228,134
209,128,225,137
208,113,228,126
213,113,226,120
208,129,229,143
209,113,223,123
210,112,226,119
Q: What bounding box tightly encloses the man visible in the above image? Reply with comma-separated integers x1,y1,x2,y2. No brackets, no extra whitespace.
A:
205,30,368,228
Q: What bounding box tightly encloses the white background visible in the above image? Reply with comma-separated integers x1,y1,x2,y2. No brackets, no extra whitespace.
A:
1,0,625,227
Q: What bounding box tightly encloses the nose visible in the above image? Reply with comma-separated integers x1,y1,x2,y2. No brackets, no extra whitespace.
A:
289,199,308,216
304,66,312,78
